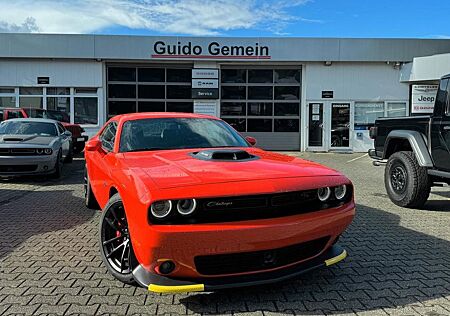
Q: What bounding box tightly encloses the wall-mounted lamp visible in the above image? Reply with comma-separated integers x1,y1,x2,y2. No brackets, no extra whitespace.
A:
324,61,332,66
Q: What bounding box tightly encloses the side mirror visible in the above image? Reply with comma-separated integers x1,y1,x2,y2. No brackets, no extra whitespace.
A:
245,136,257,146
63,130,72,137
85,138,101,152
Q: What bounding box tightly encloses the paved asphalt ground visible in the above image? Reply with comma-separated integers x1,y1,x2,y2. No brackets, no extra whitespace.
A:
0,152,449,315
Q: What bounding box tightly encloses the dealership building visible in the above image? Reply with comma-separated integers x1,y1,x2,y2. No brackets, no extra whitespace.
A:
1,33,450,152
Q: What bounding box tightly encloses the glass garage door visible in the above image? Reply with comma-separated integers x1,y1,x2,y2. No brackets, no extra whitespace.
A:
220,67,301,151
106,65,193,120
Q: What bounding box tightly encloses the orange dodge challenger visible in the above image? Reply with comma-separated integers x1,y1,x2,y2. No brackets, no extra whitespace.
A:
84,112,355,293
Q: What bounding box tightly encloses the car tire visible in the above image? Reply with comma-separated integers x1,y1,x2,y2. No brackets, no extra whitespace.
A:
384,151,430,208
50,150,63,179
84,168,100,210
99,193,137,285
65,145,73,163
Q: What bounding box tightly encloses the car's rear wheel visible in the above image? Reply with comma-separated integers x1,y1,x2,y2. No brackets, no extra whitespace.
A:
84,168,100,210
384,151,430,208
50,150,63,179
99,193,136,284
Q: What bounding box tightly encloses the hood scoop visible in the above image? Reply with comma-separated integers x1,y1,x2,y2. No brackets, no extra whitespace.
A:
190,149,259,162
3,137,24,142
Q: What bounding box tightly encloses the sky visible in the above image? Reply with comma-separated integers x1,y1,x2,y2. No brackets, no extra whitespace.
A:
0,0,448,39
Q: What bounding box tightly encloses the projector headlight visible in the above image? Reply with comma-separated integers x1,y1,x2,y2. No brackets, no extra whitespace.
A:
317,187,331,202
177,199,197,216
150,200,172,219
334,185,347,200
44,148,53,155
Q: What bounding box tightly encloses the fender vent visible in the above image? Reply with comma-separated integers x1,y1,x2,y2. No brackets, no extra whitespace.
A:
190,149,258,161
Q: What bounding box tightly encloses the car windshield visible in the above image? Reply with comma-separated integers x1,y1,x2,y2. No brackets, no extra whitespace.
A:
24,109,70,123
119,118,249,152
0,121,58,136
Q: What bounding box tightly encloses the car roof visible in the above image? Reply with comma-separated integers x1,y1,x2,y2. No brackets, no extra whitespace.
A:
111,112,221,124
5,118,58,124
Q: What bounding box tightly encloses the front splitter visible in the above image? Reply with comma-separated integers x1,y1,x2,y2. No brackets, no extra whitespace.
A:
132,245,347,294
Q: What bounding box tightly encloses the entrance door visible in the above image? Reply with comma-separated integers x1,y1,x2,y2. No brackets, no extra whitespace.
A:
307,103,326,151
330,103,351,150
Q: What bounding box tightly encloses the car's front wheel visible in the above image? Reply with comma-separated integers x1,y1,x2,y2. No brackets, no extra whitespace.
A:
384,151,430,208
99,193,136,284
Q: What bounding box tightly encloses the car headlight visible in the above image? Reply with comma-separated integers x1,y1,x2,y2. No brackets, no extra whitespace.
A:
317,187,331,202
177,199,197,216
44,148,53,155
334,185,347,200
150,200,172,219
36,148,43,155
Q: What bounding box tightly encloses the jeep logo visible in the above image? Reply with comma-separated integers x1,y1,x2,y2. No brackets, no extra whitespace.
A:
206,201,233,208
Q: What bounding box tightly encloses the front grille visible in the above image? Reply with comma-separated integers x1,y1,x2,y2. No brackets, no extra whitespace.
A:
0,165,37,172
149,186,352,225
0,148,36,156
195,236,330,275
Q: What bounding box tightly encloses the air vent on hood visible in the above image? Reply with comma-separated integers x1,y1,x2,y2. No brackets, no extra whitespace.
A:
190,149,259,162
3,138,24,142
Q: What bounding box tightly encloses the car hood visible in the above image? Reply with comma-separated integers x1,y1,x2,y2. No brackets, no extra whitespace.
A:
0,134,56,146
122,148,342,189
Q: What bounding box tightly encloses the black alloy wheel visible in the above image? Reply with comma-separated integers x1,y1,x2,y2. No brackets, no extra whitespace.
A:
390,164,408,194
99,193,136,284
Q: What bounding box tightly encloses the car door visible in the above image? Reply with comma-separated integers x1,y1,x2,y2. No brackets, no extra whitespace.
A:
57,123,70,158
88,121,118,204
431,78,450,171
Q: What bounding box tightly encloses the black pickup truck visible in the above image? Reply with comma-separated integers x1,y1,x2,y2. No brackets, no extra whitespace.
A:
369,74,450,208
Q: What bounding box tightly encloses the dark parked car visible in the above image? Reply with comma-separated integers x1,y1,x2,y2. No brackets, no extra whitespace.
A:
369,74,450,208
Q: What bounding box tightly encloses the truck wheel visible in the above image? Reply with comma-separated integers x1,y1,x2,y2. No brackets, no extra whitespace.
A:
385,151,430,208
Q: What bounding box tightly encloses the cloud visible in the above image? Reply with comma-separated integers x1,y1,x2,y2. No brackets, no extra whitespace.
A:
0,0,317,36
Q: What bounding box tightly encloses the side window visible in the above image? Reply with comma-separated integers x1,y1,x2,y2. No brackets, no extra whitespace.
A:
436,79,448,115
8,111,24,119
100,122,117,152
57,123,65,135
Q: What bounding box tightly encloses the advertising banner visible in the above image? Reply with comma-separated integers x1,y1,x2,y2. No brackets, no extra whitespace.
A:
411,85,438,114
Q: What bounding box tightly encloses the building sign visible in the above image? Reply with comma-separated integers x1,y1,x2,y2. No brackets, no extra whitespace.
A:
411,85,439,114
194,100,219,117
192,69,219,79
322,91,333,98
152,41,271,59
192,79,218,89
37,76,49,84
192,89,219,99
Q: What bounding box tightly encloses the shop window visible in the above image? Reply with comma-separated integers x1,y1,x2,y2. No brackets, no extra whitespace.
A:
138,68,165,82
221,102,246,116
247,119,272,132
138,101,165,112
167,69,191,83
247,102,273,116
75,97,98,124
47,97,70,116
47,88,70,95
221,69,246,83
274,119,299,132
19,87,43,95
221,86,246,100
108,84,136,99
167,86,191,99
0,87,15,94
0,97,16,107
108,101,136,118
108,67,136,82
248,86,272,100
166,102,193,113
223,118,246,132
354,102,384,130
387,102,407,117
248,70,273,83
274,86,299,100
138,85,165,99
274,103,299,116
19,97,43,108
274,69,300,84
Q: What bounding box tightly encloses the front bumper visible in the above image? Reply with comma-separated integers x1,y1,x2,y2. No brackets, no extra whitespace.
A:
133,245,347,293
0,155,58,176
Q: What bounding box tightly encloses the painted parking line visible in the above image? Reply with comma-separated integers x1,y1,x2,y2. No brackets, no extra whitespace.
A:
346,153,368,163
